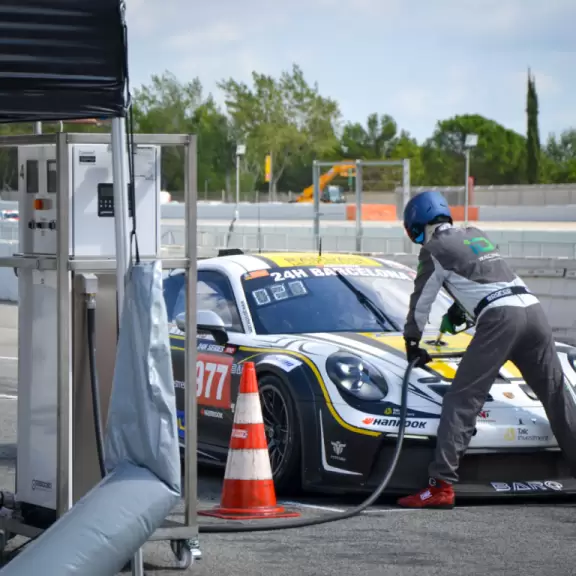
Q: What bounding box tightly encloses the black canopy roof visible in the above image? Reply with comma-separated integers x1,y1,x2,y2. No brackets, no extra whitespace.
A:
0,0,127,123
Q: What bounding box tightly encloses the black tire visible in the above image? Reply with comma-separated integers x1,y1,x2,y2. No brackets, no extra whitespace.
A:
257,373,302,494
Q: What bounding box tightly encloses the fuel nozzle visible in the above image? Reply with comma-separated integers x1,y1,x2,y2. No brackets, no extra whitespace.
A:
433,331,444,347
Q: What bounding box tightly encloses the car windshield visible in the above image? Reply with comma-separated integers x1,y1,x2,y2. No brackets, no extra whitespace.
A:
241,264,453,335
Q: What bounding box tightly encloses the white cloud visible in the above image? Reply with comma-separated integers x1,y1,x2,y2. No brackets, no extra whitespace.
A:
168,22,243,50
125,0,576,143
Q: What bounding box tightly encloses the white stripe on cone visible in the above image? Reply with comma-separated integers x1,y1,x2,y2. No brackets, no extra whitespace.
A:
224,449,273,481
233,392,264,424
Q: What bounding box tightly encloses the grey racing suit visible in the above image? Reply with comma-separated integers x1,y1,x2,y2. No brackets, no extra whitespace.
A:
405,223,576,483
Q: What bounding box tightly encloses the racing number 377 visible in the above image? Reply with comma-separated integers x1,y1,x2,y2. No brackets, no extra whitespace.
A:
196,353,233,409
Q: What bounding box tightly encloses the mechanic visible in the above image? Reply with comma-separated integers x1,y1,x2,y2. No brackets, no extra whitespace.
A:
397,190,576,509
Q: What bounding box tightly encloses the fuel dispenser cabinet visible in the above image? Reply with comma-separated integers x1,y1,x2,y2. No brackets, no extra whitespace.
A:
16,142,161,526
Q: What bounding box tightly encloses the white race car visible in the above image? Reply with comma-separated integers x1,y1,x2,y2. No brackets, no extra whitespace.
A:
163,250,576,497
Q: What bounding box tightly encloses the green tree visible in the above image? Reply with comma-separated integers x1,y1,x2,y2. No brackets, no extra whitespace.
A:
544,129,576,183
133,71,234,197
423,114,527,185
526,69,541,184
339,113,397,159
218,64,341,195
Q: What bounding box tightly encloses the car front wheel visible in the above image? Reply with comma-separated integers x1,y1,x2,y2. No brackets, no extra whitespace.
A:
258,373,301,494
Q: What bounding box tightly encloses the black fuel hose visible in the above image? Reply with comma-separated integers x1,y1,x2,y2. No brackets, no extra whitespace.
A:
87,305,106,479
198,357,419,533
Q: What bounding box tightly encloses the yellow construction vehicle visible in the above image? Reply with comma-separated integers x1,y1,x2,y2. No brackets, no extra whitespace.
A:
295,162,356,203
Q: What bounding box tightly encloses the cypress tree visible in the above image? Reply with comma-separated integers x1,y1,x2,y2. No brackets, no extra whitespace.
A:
526,69,540,183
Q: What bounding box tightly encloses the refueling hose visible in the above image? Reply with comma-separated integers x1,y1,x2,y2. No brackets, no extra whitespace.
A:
198,357,419,533
86,300,418,533
86,297,106,479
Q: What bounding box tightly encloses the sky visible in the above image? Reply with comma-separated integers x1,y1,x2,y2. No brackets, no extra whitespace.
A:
125,0,576,144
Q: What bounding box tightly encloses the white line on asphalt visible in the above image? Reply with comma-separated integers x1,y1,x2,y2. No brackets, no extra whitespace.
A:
0,356,16,361
0,394,16,400
280,501,421,514
280,501,346,513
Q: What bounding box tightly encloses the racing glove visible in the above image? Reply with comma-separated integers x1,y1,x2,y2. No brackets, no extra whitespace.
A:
440,303,467,335
404,337,432,367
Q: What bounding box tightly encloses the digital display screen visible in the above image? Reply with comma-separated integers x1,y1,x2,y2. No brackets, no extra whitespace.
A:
98,183,114,198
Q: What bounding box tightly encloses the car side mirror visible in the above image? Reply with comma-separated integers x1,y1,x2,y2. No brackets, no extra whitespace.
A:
175,310,229,346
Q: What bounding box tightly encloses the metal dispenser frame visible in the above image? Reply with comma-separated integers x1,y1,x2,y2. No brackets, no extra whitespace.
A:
0,132,200,559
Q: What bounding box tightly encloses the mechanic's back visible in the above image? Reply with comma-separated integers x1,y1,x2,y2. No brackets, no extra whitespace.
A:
406,221,538,340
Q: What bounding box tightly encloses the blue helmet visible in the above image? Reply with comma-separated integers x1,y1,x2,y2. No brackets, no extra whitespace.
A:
403,191,452,244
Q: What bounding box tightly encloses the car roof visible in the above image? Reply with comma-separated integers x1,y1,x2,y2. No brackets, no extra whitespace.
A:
200,251,414,274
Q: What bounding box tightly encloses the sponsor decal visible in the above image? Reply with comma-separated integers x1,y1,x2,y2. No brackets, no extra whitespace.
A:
330,441,346,462
200,408,224,419
239,299,253,332
231,363,243,375
491,481,563,493
504,427,549,442
269,267,411,282
31,479,52,492
231,428,248,439
198,342,226,353
263,253,381,268
174,380,185,389
477,409,496,422
266,355,303,373
243,270,269,280
362,417,426,429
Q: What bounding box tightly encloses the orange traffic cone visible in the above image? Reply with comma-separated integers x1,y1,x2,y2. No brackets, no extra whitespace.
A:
198,361,300,520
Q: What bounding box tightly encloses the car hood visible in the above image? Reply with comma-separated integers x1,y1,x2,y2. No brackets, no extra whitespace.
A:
251,330,524,383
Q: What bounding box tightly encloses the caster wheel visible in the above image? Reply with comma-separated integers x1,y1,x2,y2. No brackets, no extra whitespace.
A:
170,540,194,570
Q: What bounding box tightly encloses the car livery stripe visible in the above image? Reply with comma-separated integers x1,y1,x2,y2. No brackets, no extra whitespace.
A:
237,346,380,437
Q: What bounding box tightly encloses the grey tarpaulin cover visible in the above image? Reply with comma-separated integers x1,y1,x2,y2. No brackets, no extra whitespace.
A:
105,260,181,494
0,463,179,576
2,261,181,574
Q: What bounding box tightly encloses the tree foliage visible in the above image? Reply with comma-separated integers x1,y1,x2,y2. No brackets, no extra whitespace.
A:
526,70,541,184
217,64,341,194
0,64,574,200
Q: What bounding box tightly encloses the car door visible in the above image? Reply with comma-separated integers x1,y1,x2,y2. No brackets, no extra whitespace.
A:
172,269,245,454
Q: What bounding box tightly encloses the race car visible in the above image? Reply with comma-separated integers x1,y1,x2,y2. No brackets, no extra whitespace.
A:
163,250,576,497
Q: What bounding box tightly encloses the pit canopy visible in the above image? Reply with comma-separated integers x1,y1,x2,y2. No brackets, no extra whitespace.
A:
0,0,126,123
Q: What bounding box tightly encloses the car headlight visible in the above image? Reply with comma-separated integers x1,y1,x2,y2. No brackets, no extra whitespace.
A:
326,351,388,401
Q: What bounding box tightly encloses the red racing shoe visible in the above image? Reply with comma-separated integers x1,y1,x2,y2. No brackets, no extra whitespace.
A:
397,478,455,509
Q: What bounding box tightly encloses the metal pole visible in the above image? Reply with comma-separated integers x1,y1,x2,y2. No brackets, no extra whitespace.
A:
312,161,320,250
464,149,470,227
111,118,131,318
56,132,72,518
34,122,42,135
234,154,240,220
402,159,412,254
355,160,363,252
111,117,139,573
268,152,273,202
184,135,199,539
402,159,411,212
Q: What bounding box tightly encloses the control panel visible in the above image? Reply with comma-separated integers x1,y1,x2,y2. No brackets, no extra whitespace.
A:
97,183,134,218
17,143,160,258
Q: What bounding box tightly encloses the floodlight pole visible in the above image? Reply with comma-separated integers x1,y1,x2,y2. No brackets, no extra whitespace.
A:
463,134,478,227
235,144,246,220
